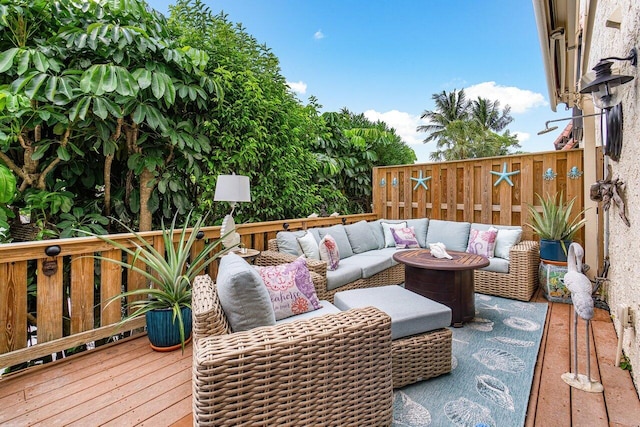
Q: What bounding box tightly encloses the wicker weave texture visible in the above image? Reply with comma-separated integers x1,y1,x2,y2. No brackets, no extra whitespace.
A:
192,275,231,337
474,240,540,301
392,328,453,388
192,305,394,426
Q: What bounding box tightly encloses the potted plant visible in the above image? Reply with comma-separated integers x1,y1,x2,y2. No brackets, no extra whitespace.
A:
82,212,232,351
525,192,588,263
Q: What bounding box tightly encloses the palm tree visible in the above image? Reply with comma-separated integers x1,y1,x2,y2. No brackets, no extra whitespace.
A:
417,89,469,143
469,97,513,132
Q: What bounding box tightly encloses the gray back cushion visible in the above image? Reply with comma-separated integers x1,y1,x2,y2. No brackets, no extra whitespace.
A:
369,220,386,249
216,252,276,332
426,219,471,252
276,231,306,255
345,220,379,254
318,224,354,259
406,218,429,248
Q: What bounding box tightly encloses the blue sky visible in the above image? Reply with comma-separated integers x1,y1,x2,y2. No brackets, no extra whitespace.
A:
150,0,568,163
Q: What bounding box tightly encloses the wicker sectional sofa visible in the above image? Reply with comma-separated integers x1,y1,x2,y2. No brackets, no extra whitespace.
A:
192,273,394,426
259,218,540,302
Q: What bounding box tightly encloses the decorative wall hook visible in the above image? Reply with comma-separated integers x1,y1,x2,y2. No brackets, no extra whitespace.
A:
392,177,398,187
410,170,432,191
568,166,583,179
543,168,557,181
380,178,386,187
491,162,520,186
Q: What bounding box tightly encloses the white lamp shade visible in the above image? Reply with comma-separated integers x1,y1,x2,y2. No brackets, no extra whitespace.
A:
214,175,251,203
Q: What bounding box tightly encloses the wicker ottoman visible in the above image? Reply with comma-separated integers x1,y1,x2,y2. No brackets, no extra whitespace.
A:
334,285,453,388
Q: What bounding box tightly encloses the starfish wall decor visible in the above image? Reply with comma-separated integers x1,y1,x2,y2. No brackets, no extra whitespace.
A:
410,170,432,191
491,162,520,187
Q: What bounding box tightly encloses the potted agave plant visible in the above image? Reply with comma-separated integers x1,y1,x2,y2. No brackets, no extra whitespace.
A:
83,212,231,351
526,192,588,263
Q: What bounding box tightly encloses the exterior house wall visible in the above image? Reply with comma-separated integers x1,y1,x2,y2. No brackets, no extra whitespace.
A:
585,0,640,393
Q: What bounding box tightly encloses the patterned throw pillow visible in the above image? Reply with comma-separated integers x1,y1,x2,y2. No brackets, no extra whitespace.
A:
391,227,420,249
318,234,340,270
466,227,498,258
255,257,322,320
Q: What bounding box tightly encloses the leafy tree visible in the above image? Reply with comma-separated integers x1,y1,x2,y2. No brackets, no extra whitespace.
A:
418,89,468,144
314,109,416,212
419,89,518,161
0,0,220,233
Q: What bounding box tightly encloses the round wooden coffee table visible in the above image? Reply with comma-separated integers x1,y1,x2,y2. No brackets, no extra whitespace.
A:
393,249,489,327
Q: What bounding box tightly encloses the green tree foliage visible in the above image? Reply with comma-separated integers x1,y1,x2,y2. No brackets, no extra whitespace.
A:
418,89,519,161
314,109,416,213
0,0,220,234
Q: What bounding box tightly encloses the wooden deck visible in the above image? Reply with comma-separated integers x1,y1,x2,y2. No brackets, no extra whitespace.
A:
1,290,638,426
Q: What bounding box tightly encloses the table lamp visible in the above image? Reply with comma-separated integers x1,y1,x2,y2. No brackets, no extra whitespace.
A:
214,174,251,248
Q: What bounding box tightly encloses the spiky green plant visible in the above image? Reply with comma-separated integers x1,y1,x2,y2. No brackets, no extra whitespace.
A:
526,192,588,241
79,211,233,350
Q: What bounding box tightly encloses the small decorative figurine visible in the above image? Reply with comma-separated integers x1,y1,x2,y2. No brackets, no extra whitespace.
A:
429,242,453,259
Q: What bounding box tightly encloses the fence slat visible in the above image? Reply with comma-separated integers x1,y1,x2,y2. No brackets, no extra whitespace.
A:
0,261,28,353
36,258,63,343
71,255,95,334
101,249,122,326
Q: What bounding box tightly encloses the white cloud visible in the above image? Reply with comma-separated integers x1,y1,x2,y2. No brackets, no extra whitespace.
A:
513,131,530,142
464,81,547,114
287,80,307,95
314,30,325,40
363,109,426,145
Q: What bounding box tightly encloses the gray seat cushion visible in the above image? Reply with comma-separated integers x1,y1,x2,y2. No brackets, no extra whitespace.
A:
357,247,409,265
216,252,276,332
340,254,394,279
276,300,341,324
326,264,362,290
480,257,510,273
334,285,452,339
426,219,471,252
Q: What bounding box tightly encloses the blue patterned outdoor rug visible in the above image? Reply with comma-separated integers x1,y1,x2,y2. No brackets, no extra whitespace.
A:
393,294,548,427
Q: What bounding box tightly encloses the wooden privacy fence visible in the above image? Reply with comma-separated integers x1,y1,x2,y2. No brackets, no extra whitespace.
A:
0,213,376,369
373,149,588,241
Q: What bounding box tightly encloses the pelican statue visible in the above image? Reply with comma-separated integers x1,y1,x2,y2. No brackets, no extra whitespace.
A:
561,242,604,393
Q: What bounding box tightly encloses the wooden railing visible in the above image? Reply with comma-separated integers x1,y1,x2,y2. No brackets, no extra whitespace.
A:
0,213,376,369
373,149,588,241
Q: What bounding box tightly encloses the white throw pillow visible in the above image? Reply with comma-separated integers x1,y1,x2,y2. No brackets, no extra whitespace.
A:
381,221,407,247
494,229,523,260
297,231,320,260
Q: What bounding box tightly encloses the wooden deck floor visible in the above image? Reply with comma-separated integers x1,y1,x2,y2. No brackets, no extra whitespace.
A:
1,291,638,426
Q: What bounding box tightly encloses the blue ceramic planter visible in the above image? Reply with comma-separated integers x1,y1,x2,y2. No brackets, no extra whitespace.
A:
145,306,192,349
539,239,571,263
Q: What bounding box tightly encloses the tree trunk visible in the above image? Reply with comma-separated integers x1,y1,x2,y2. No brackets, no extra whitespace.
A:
138,168,154,231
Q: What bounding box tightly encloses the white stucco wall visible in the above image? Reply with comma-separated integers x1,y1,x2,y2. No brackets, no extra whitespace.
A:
585,0,640,395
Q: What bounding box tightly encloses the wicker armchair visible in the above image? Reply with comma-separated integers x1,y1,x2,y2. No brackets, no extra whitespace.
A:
474,240,540,301
192,274,394,426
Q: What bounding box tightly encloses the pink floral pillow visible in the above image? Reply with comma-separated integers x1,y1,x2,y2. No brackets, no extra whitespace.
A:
319,234,340,271
466,227,498,258
255,257,322,320
391,227,420,249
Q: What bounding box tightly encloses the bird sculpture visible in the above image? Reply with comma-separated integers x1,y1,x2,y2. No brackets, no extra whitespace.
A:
561,242,603,393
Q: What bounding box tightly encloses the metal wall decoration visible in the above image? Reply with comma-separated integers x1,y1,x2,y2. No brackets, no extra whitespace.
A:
491,162,520,186
392,177,398,187
380,178,386,187
410,170,432,191
543,168,557,181
568,166,583,179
